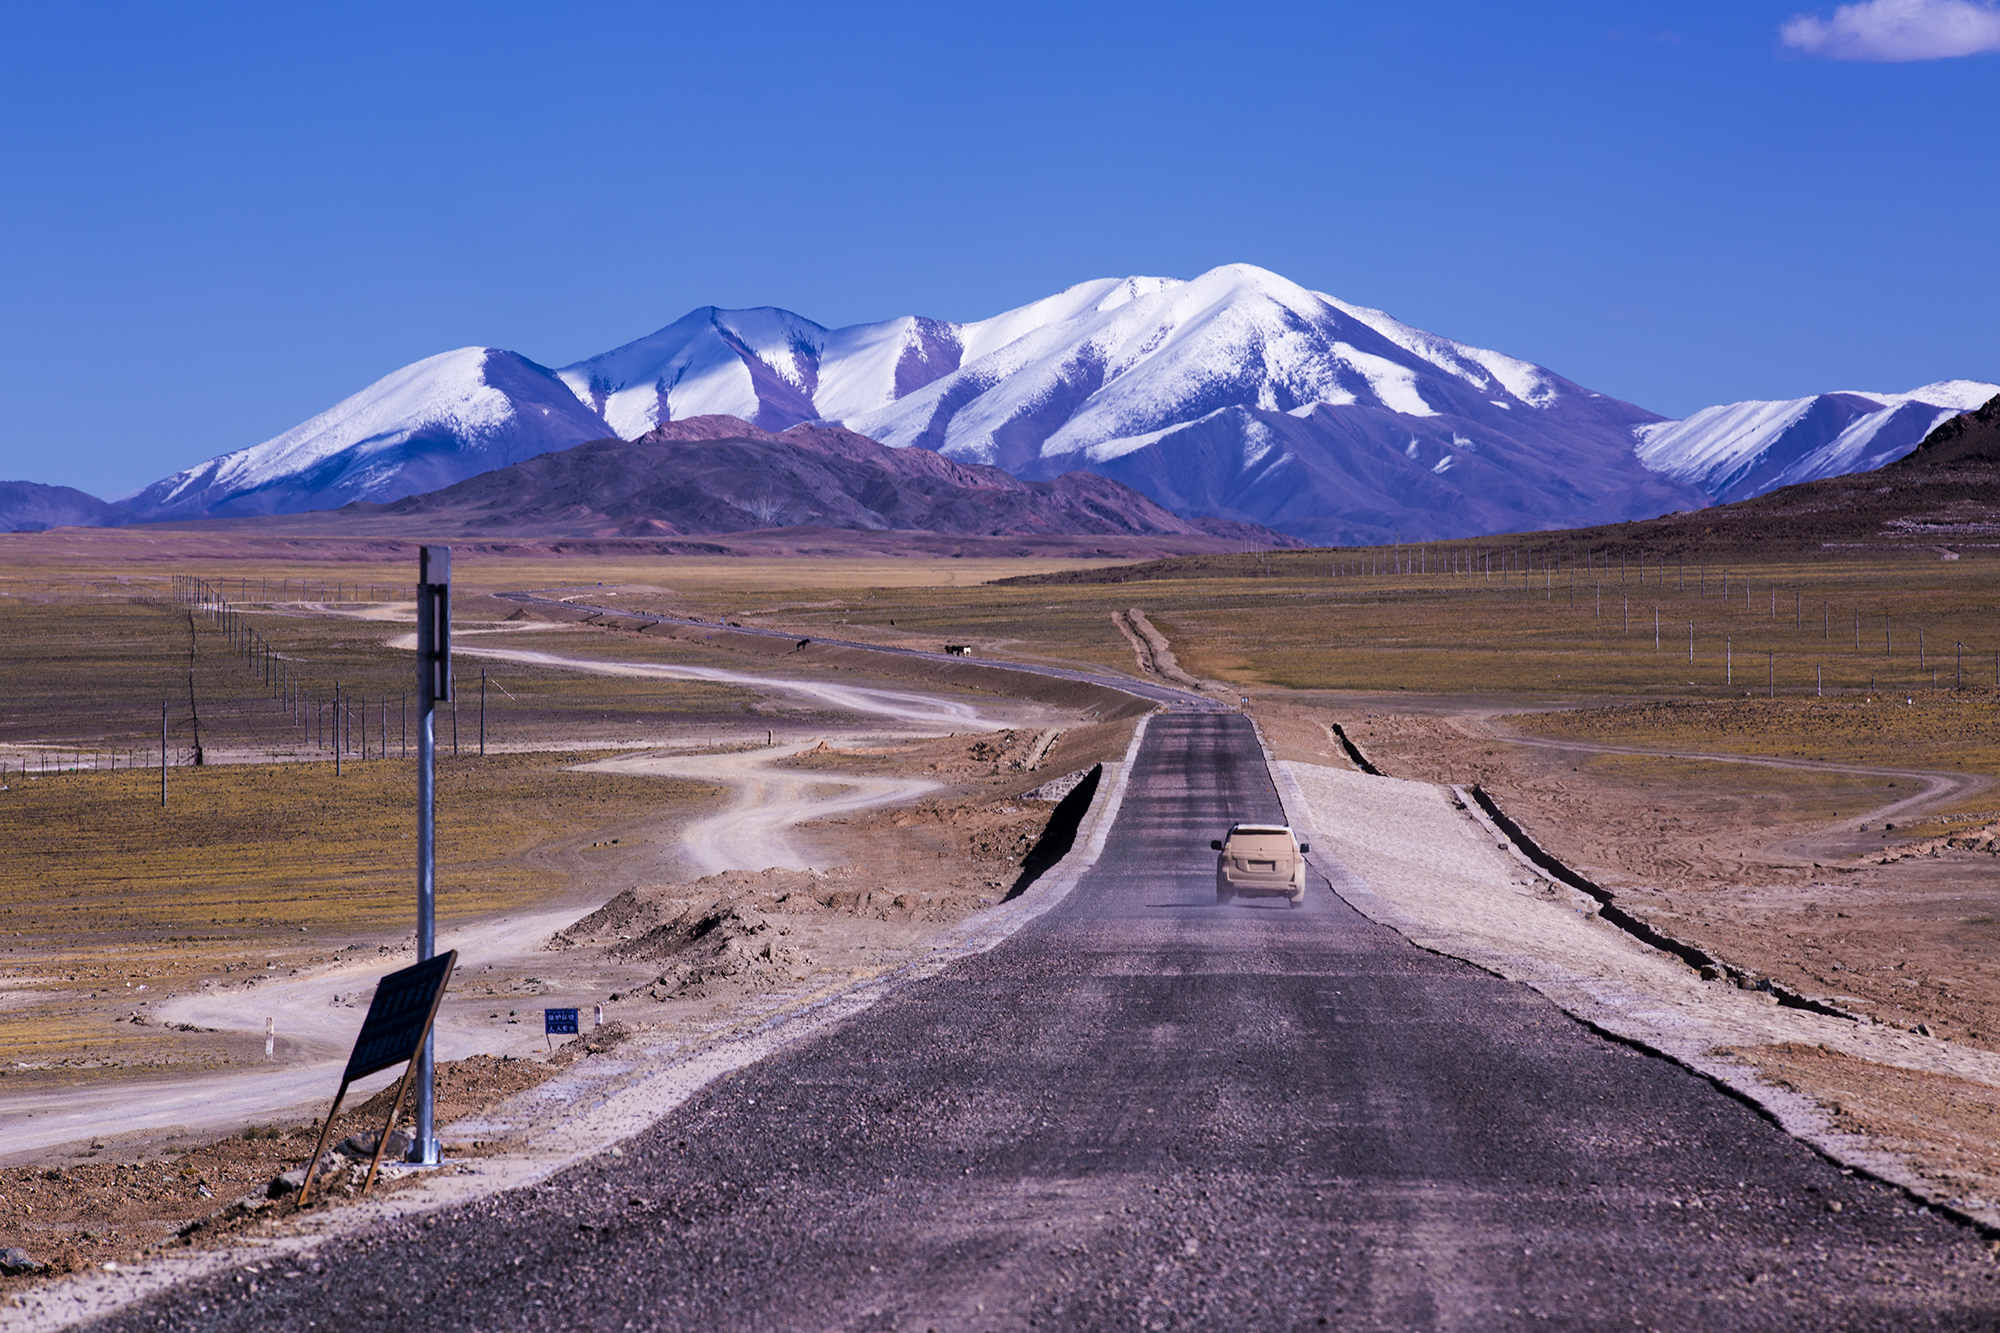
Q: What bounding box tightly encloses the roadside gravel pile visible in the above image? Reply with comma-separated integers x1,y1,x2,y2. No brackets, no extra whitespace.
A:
549,869,1007,1002
1875,821,2000,863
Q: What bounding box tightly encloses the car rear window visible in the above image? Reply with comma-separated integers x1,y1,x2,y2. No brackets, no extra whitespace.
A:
1227,831,1294,856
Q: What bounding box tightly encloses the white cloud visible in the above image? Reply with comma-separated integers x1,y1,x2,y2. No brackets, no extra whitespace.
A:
1781,0,2000,60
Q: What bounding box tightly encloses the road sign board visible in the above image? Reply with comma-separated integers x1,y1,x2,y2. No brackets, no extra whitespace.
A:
298,949,458,1206
342,951,457,1083
545,1007,579,1035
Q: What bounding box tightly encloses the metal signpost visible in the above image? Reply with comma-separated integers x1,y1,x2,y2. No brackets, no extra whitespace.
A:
297,949,458,1205
412,547,452,1164
545,1006,579,1052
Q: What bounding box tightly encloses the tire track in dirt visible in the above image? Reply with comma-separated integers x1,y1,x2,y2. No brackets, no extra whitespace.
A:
1110,608,1216,696
1450,711,1992,866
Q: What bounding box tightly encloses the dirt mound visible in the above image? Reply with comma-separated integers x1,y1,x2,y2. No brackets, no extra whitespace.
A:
1874,822,2000,864
548,867,1008,1002
551,869,1001,956
610,901,776,965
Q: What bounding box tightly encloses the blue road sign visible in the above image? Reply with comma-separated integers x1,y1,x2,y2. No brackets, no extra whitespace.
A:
545,1007,579,1036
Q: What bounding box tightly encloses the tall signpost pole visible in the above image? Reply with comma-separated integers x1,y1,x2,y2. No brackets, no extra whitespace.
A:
412,546,451,1164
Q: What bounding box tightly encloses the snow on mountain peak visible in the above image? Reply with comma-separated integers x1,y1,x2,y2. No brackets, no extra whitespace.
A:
1634,378,2000,503
125,348,610,520
117,264,1993,545
839,263,1570,470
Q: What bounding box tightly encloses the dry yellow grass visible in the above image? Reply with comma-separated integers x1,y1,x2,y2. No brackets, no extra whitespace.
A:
1515,696,2000,782
0,753,718,1079
0,538,1126,598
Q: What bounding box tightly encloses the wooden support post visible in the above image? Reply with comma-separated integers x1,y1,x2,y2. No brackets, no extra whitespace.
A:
360,1059,421,1197
295,1083,351,1209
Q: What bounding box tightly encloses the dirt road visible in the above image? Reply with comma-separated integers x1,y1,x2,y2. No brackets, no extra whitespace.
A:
1451,712,1993,864
578,744,939,875
415,634,1011,732
0,638,1035,1162
8,906,585,1160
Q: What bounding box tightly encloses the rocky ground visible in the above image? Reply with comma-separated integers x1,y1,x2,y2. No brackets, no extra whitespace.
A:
0,1045,588,1285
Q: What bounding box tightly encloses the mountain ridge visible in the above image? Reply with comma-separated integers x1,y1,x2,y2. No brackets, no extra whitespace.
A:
123,348,612,521
96,265,1996,542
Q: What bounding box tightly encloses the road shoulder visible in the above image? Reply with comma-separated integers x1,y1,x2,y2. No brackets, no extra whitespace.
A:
1276,756,2000,1236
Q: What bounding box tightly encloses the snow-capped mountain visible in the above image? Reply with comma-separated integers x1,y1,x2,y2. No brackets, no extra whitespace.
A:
1632,381,1999,504
116,265,1994,540
556,266,1705,544
124,348,610,520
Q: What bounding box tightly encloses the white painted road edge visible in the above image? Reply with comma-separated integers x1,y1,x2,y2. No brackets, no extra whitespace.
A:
0,715,1154,1333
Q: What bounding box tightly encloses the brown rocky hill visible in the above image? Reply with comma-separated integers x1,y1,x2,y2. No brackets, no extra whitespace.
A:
309,415,1300,547
1891,391,2000,469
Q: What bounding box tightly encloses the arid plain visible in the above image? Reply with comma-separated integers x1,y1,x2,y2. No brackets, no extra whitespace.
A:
2,525,1998,1294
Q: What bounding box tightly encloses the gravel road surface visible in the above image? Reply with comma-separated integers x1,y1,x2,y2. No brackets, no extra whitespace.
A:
102,714,2000,1331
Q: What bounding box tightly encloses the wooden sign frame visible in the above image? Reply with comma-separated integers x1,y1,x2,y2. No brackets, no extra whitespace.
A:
297,949,457,1207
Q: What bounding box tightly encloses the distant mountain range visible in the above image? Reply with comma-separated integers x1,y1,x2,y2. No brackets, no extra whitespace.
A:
1632,381,1995,504
6,264,1989,543
0,481,134,533
124,348,610,521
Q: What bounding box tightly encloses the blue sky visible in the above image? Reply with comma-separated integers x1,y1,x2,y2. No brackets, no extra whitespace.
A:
2,0,1996,496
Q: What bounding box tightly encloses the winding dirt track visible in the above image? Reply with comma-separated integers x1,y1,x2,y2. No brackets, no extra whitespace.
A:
576,745,938,875
1451,712,1993,864
416,633,1009,732
0,636,1022,1161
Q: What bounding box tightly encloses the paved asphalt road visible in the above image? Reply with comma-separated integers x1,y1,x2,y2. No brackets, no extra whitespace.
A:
112,714,2000,1331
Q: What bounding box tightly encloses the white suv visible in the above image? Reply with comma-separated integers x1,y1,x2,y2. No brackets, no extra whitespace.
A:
1212,823,1309,907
